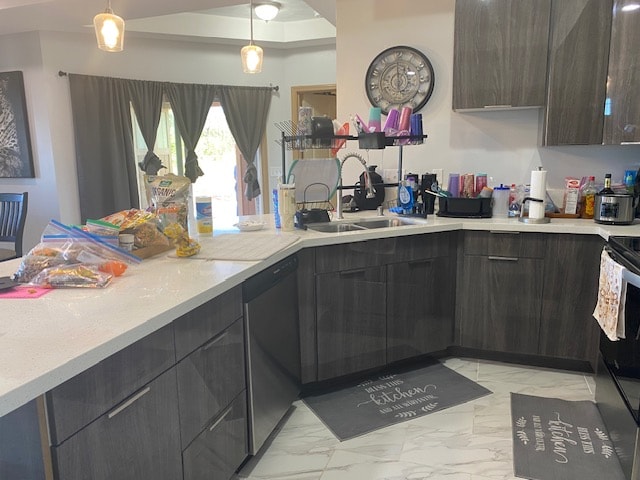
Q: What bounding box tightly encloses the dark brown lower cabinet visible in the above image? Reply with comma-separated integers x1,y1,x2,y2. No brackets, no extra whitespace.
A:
51,368,182,480
458,255,544,355
387,256,455,363
539,234,603,364
316,266,387,380
176,318,245,449
182,392,247,480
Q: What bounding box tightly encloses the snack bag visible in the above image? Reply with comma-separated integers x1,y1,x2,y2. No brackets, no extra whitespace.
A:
144,174,191,231
163,222,201,257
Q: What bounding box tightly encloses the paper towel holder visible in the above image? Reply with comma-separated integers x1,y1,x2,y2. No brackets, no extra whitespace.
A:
518,197,550,224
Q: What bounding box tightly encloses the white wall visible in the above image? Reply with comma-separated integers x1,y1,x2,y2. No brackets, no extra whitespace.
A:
0,29,336,251
335,0,640,193
0,32,62,255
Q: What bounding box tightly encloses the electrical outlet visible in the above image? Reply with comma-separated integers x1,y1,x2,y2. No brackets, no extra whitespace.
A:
383,169,406,184
383,169,399,184
269,167,282,178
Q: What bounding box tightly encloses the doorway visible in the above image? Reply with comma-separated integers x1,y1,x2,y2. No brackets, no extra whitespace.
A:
291,84,337,160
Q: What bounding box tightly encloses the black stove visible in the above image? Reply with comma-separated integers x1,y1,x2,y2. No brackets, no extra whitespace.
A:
597,236,640,479
608,236,640,276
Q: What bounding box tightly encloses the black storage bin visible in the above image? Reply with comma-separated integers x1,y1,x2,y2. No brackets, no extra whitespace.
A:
437,197,492,218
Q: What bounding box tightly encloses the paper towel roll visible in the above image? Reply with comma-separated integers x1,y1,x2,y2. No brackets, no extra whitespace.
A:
529,168,547,220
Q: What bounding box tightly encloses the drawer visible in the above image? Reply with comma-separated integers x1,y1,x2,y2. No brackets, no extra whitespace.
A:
315,233,455,274
52,368,182,480
174,285,242,361
176,317,246,447
463,230,546,258
182,392,247,480
46,323,175,445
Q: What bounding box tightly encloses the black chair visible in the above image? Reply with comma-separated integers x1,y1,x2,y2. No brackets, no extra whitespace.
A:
0,192,28,261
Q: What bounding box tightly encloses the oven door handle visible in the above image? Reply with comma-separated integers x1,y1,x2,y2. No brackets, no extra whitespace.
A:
605,245,640,289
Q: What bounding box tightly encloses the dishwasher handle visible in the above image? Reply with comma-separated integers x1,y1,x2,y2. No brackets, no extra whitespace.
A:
242,254,298,302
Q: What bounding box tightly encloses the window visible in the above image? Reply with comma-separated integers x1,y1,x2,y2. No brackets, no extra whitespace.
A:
132,101,264,223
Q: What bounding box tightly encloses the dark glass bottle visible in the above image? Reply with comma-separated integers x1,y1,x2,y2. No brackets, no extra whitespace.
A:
600,174,615,194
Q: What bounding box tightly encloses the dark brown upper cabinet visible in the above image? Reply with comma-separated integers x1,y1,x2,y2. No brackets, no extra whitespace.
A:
603,0,640,145
453,0,551,111
543,0,613,146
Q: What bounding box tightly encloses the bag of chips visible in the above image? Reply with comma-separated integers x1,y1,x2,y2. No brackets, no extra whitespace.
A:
144,174,191,231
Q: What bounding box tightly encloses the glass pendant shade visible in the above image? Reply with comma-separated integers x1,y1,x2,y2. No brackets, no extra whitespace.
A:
241,44,264,74
254,2,280,22
94,7,125,52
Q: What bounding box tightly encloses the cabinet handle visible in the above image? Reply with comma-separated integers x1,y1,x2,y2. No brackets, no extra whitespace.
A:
208,403,234,432
621,142,640,145
107,386,151,419
339,269,366,277
203,331,228,351
408,259,434,267
489,230,520,235
488,256,519,262
483,105,512,109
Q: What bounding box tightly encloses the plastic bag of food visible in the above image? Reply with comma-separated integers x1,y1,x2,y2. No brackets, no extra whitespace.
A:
130,219,170,249
30,264,113,288
13,220,141,285
163,222,201,257
144,174,191,230
101,209,155,230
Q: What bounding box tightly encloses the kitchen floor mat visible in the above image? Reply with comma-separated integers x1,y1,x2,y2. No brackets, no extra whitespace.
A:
302,360,491,441
511,393,626,480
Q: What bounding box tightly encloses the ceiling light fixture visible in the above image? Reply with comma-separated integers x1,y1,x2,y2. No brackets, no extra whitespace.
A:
254,1,281,22
93,0,125,52
241,0,263,74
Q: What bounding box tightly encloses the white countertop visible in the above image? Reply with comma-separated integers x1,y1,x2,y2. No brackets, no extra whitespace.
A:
1,213,639,417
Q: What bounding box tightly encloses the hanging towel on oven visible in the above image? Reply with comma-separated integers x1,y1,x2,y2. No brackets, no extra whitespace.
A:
593,248,627,341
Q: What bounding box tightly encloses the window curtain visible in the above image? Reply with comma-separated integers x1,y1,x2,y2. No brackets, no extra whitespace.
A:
219,86,272,201
68,74,138,221
128,80,164,175
165,83,217,183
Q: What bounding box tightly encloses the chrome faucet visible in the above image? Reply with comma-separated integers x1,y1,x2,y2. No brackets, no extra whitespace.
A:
336,152,376,219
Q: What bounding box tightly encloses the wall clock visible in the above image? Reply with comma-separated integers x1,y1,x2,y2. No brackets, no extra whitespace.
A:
365,46,435,115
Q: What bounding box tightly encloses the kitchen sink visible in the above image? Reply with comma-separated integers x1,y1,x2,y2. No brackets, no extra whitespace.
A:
352,218,413,229
305,222,367,233
306,217,413,233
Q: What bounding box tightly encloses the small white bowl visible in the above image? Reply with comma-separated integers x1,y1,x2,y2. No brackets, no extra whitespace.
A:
234,221,265,232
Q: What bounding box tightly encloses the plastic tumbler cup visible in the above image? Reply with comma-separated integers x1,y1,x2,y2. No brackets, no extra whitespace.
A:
448,173,460,198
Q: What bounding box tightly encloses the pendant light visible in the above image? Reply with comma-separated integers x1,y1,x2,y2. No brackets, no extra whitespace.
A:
93,0,125,52
241,0,263,73
255,2,281,22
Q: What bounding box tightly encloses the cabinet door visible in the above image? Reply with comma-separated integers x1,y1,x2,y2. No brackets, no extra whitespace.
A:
46,324,175,445
603,0,640,144
387,256,455,363
539,235,603,364
453,0,550,110
544,0,613,145
316,267,386,380
297,248,318,384
458,255,543,354
52,368,182,480
182,392,247,480
176,318,245,448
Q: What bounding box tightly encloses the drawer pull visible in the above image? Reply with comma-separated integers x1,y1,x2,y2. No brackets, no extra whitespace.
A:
489,230,520,235
209,403,234,432
488,256,518,262
203,331,228,351
107,386,151,419
484,105,512,109
339,269,366,277
408,259,434,267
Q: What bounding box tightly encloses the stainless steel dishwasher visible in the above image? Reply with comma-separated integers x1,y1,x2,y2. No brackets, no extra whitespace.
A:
243,254,301,455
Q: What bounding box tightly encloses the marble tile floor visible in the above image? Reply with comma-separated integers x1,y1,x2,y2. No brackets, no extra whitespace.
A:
235,357,596,480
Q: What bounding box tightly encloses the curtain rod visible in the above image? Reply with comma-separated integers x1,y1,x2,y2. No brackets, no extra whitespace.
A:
57,71,279,92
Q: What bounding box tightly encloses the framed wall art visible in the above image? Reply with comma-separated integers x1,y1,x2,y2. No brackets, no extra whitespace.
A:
0,71,34,178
